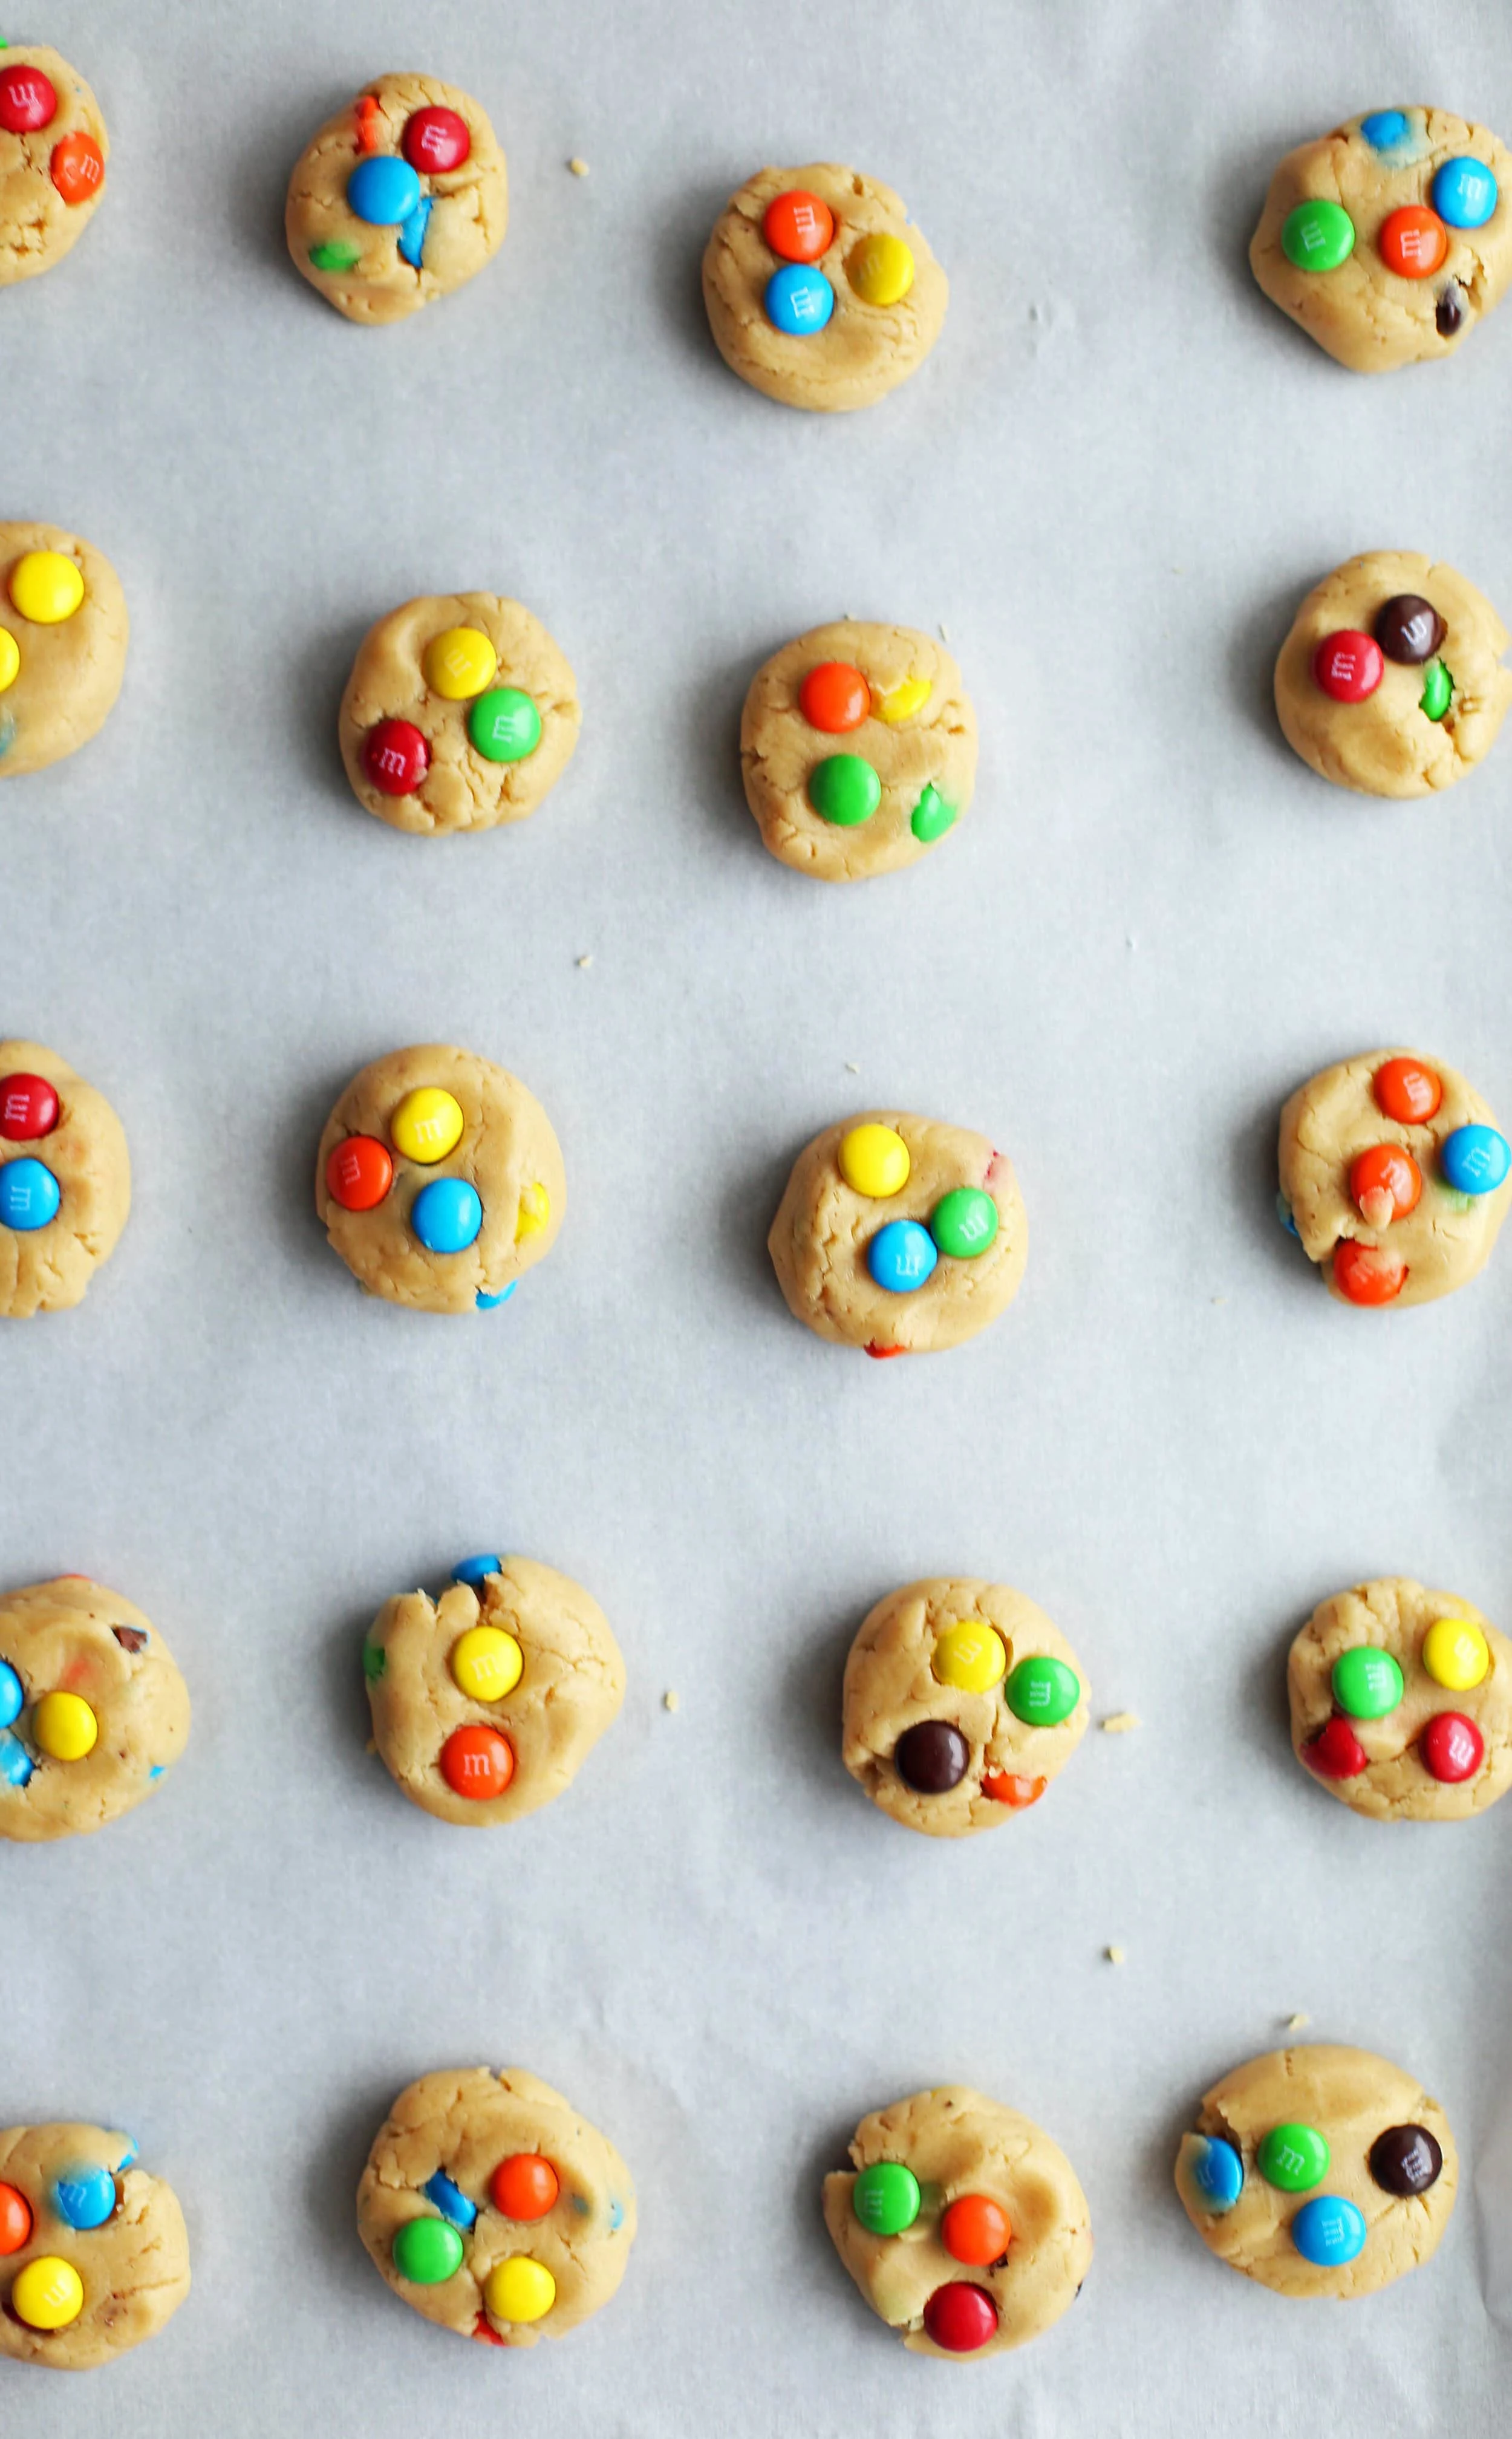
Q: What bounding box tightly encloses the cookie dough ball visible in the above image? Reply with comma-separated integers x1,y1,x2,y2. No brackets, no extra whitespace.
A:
339,593,579,836
842,1579,1089,1838
0,48,108,288
823,2088,1091,2358
357,2067,635,2348
1274,552,1511,798
0,1039,131,1319
316,1043,564,1316
702,164,948,411
1251,108,1512,371
769,1113,1026,1356
1277,1047,1510,1309
0,524,128,777
0,1578,189,1841
1175,2045,1456,2297
1289,1577,1512,1822
286,74,506,325
740,621,975,882
364,1553,624,1825
0,2122,189,2368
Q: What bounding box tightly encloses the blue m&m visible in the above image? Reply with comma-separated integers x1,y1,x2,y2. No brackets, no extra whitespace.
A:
0,1662,21,1731
423,2169,476,2230
0,1732,31,1786
452,1555,503,1588
867,1219,938,1295
52,2164,116,2231
411,1177,483,1254
0,1158,60,1231
1291,2193,1367,2268
765,264,835,336
1186,2135,1243,2213
1432,157,1498,230
1439,1124,1510,1196
1360,109,1411,152
348,154,422,227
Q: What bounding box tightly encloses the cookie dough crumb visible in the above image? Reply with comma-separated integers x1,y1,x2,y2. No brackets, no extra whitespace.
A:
663,1688,679,1712
938,621,951,642
1100,1711,1139,1734
1105,1945,1126,1965
1286,2011,1311,2032
576,952,594,968
569,157,590,177
844,1061,860,1073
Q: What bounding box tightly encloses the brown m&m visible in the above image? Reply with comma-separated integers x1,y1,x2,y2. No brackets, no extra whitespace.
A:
1369,2124,1444,2196
895,1719,968,1793
1375,594,1447,665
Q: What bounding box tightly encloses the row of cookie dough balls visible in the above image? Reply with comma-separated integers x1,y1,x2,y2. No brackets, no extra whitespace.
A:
0,2043,1462,2372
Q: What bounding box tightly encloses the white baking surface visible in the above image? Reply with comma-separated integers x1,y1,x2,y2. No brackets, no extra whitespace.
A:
5,0,1512,2429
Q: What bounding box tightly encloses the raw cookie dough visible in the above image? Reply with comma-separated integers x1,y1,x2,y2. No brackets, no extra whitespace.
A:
0,1039,131,1318
0,524,128,777
285,73,506,324
1251,107,1512,371
702,163,948,411
1289,1577,1512,1821
338,592,579,836
823,2088,1092,2358
842,1578,1089,1837
1277,1047,1510,1309
740,620,976,881
0,47,108,288
1175,2045,1456,2297
364,1552,624,1825
768,1112,1026,1356
316,1043,564,1315
0,2122,189,2368
0,1578,189,1841
357,2067,634,2348
1274,552,1511,797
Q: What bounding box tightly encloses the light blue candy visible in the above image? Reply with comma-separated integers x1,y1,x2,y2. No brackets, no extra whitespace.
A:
0,1661,22,1731
1360,109,1410,151
0,1731,32,1787
608,2198,624,2232
764,263,835,336
411,1177,483,1254
1188,2135,1243,2213
149,1765,165,1779
53,2163,116,2230
347,154,422,227
423,2170,477,2230
0,1156,60,1231
1433,156,1498,230
452,1555,502,1587
1276,1191,1300,1239
397,195,432,268
867,1219,939,1295
1440,1124,1510,1196
0,712,14,760
1292,2193,1366,2267
476,1282,517,1309
117,2138,137,2170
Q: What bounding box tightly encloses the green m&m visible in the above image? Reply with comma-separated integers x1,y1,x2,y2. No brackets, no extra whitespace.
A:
1281,200,1356,272
910,782,957,844
1004,1655,1081,1728
362,1635,385,1682
391,2215,464,2284
929,1187,999,1260
1258,2122,1329,2193
309,239,363,272
808,753,881,828
1331,1645,1404,1720
468,686,543,764
852,2160,920,2235
1419,660,1453,721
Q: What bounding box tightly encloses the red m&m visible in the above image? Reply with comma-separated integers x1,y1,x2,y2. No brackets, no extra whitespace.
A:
1304,1718,1369,1778
0,65,57,131
799,662,870,734
1374,1057,1442,1125
763,189,835,263
1313,631,1383,703
403,106,471,174
440,1722,515,1800
0,1073,60,1141
327,1135,393,1212
922,2281,999,2352
364,718,429,796
1419,1711,1483,1784
1333,1240,1407,1306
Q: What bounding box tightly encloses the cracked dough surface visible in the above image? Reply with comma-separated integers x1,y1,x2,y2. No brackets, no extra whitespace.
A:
768,1110,1026,1355
286,73,506,324
0,524,128,778
1274,552,1511,797
357,2066,635,2347
740,621,976,881
1176,2045,1456,2298
315,1043,565,1315
0,46,108,288
1288,1577,1512,1822
823,2088,1092,2358
365,1557,624,1825
702,163,947,411
338,592,580,835
0,1038,130,1319
0,1578,189,1843
842,1578,1089,1837
1278,1047,1509,1307
0,2122,189,2368
1250,106,1512,370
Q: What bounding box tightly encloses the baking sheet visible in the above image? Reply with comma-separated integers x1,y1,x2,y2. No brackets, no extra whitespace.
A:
6,0,1512,2430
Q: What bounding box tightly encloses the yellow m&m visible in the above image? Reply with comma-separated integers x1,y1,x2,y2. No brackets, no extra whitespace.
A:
484,2255,556,2323
839,1124,910,1199
450,1624,523,1703
390,1087,464,1164
847,232,915,308
423,626,498,701
515,1182,551,1242
33,1690,99,1762
933,1620,1007,1695
0,630,19,692
8,551,85,625
12,2255,84,2330
1422,1616,1490,1692
876,676,931,725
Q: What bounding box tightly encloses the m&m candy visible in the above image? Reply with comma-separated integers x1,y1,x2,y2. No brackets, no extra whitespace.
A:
1419,1710,1483,1783
929,1187,998,1259
1258,2122,1329,2192
981,1768,1044,1806
851,2160,919,2235
894,1719,968,1793
922,2281,998,2352
1281,198,1355,270
1331,1646,1403,1720
484,2256,555,2322
0,2180,33,2253
411,1176,483,1255
0,1661,22,1730
468,688,541,763
452,1555,503,1589
1440,1124,1510,1196
1313,631,1383,702
910,783,957,842
0,630,18,694
391,1087,464,1164
0,1073,60,1139
440,1722,514,1799
348,154,422,227
933,1621,1006,1694
1185,2135,1243,2213
423,2170,476,2229
1421,1617,1489,1692
9,550,83,625
1360,111,1410,151
0,63,57,132
403,106,471,174
1304,1717,1369,1778
1349,1143,1421,1229
363,719,429,796
0,1158,61,1231
11,2255,84,2330
1432,158,1497,230
1370,2124,1443,2196
491,2154,559,2220
764,263,835,335
848,232,914,307
763,189,834,262
1374,1057,1441,1124
393,2215,463,2284
1291,2195,1366,2268
867,1219,937,1294
1003,1655,1080,1727
33,1690,99,1760
1419,660,1453,721
799,662,870,734
839,1124,909,1198
50,130,104,207
1375,594,1445,665
53,2163,116,2230
423,627,497,700
1333,1240,1406,1305
808,752,881,827
1378,204,1447,278
940,2194,1010,2265
327,1136,393,1212
449,1624,523,1702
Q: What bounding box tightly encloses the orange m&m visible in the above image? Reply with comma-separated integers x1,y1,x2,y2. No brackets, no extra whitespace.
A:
1334,1240,1407,1306
799,662,871,734
327,1135,393,1212
439,1723,515,1800
982,1770,1045,1807
490,2153,559,2221
50,130,104,207
940,2193,1011,2267
0,2181,33,2254
1378,205,1448,279
763,189,835,264
1374,1057,1442,1125
1349,1143,1422,1230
